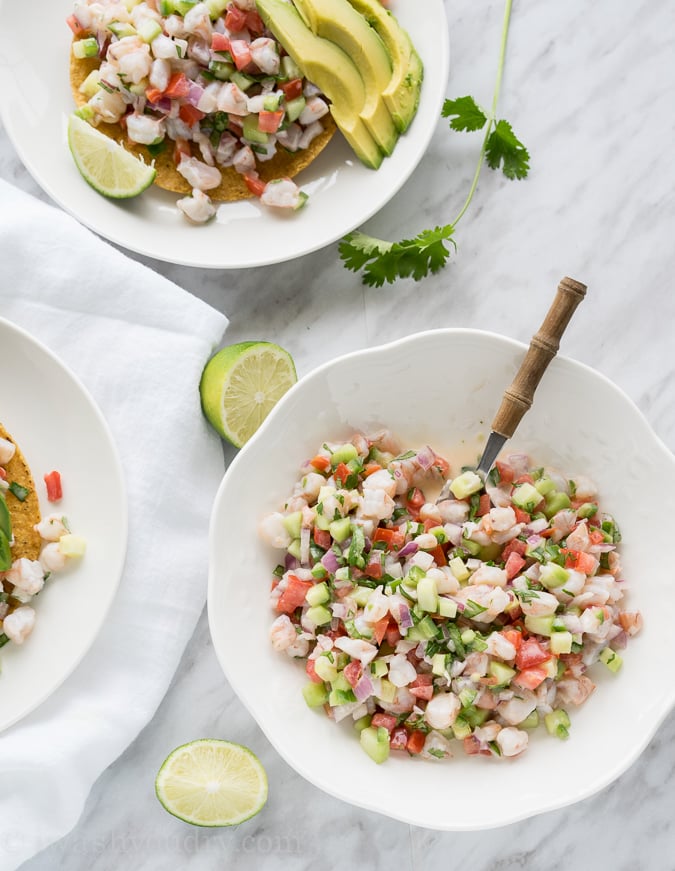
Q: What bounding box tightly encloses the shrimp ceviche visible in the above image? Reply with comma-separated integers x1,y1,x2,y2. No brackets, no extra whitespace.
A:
68,0,335,219
0,429,86,657
260,430,642,763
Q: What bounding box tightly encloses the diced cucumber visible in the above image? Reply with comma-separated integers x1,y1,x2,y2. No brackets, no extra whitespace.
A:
107,20,137,37
430,526,448,543
577,502,598,519
242,114,269,144
540,656,558,679
452,717,472,740
449,556,470,582
449,471,483,500
205,0,229,16
282,511,303,539
378,678,397,703
599,647,623,673
534,477,557,496
478,542,503,562
58,534,86,557
72,38,99,59
416,576,438,613
539,563,569,589
407,615,438,641
334,566,350,581
231,71,255,91
488,661,516,685
174,0,198,14
458,687,477,708
329,517,352,543
78,69,102,98
407,565,426,583
287,539,301,560
370,659,388,677
314,654,338,682
137,18,162,43
311,564,328,580
544,708,570,739
519,710,540,729
460,628,476,645
331,443,359,467
511,482,542,512
74,105,96,123
209,60,235,80
462,537,482,557
353,714,372,733
360,726,390,764
285,95,306,123
281,54,302,80
550,631,573,655
306,605,332,626
544,491,571,518
437,597,457,619
351,586,372,607
314,511,331,531
431,653,448,676
462,705,489,727
524,614,554,636
302,681,329,707
306,582,330,606
263,93,282,111
329,688,356,706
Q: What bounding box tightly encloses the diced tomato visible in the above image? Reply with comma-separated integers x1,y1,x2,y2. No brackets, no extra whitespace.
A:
406,487,425,510
390,726,409,750
423,518,439,532
501,538,527,560
513,507,531,524
313,527,331,550
429,544,447,567
44,470,63,502
245,10,265,33
513,666,548,690
310,454,331,473
244,174,267,197
305,658,323,684
258,110,284,133
282,77,304,101
406,730,426,755
505,551,526,580
365,555,383,580
0,467,6,480
145,86,165,104
409,684,433,701
364,463,382,477
343,659,362,687
515,474,535,485
563,549,597,575
463,735,482,756
371,712,397,733
476,493,491,517
179,104,205,126
325,625,347,640
500,628,523,651
224,5,248,31
229,39,252,70
385,624,401,647
66,13,88,36
211,32,231,52
372,616,390,646
410,673,433,687
164,72,190,99
495,460,514,484
589,529,605,545
538,527,556,538
373,527,405,550
275,574,313,614
333,462,351,487
515,638,550,670
173,137,191,165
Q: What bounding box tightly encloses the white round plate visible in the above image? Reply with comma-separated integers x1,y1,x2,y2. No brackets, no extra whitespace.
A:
0,1,449,269
208,328,675,830
0,318,127,732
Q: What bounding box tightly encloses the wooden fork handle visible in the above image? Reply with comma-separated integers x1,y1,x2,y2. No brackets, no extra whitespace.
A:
491,276,587,439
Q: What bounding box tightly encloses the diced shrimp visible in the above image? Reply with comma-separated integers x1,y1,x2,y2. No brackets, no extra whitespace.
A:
550,509,577,542
469,564,508,588
422,731,452,760
437,500,469,524
454,584,510,623
217,82,248,116
117,47,152,84
461,651,488,676
177,189,217,224
34,514,69,542
108,35,145,60
260,178,305,210
295,472,325,502
0,437,16,464
183,2,212,40
298,96,329,126
618,611,643,636
126,113,165,145
164,13,188,36
362,469,396,499
1,606,36,645
269,614,297,651
358,488,395,521
519,590,559,617
367,429,401,455
487,506,516,532
177,156,222,191
151,34,180,60
5,558,45,597
258,512,291,549
474,721,502,743
88,88,127,124
249,37,280,75
485,631,517,661
362,589,390,624
419,503,442,525
350,432,370,457
424,692,461,730
571,475,597,501
387,653,417,687
427,567,459,595
565,520,590,553
608,550,622,576
496,727,529,757
379,686,415,714
232,145,256,175
496,690,536,725
40,543,67,573
556,675,595,706
334,637,378,665
149,58,171,92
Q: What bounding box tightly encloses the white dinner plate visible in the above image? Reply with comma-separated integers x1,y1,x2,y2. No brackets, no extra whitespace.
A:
0,318,127,732
0,1,449,269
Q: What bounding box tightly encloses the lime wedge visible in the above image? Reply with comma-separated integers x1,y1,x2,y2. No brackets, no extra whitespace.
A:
67,113,156,198
200,341,297,448
155,739,268,827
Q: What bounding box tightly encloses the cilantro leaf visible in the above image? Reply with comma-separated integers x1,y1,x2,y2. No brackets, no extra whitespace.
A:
441,96,488,132
485,119,530,179
339,226,456,287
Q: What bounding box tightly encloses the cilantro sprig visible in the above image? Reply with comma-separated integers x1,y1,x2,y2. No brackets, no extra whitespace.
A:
339,0,529,287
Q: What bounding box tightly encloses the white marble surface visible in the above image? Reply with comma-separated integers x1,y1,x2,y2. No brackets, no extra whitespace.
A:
2,0,675,867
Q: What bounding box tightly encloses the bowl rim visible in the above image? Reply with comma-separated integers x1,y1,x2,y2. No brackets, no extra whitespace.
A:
208,327,675,830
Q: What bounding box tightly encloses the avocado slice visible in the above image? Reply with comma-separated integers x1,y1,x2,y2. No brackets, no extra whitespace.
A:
256,0,383,169
344,0,423,133
292,0,398,156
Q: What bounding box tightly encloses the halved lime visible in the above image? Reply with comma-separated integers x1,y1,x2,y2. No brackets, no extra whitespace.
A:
200,341,297,448
155,739,268,827
67,113,156,198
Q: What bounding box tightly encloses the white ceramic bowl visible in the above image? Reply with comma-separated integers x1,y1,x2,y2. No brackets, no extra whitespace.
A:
208,329,675,830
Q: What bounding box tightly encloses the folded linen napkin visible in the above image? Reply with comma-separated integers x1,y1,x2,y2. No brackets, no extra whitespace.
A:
0,180,228,871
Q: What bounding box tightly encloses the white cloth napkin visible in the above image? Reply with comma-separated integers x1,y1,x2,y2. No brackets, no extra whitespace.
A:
0,180,228,871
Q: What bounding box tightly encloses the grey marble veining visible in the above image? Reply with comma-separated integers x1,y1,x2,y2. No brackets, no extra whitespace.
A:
2,0,675,868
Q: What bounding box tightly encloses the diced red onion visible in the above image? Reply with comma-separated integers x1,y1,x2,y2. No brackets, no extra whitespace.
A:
506,453,530,478
415,446,435,470
611,629,628,650
353,673,374,702
398,602,413,629
590,543,616,553
398,541,418,558
524,518,549,535
187,82,205,107
526,534,543,547
331,603,348,620
321,550,339,573
284,553,299,571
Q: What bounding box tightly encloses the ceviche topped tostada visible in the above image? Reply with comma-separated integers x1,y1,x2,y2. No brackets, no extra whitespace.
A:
260,430,641,764
0,424,85,656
